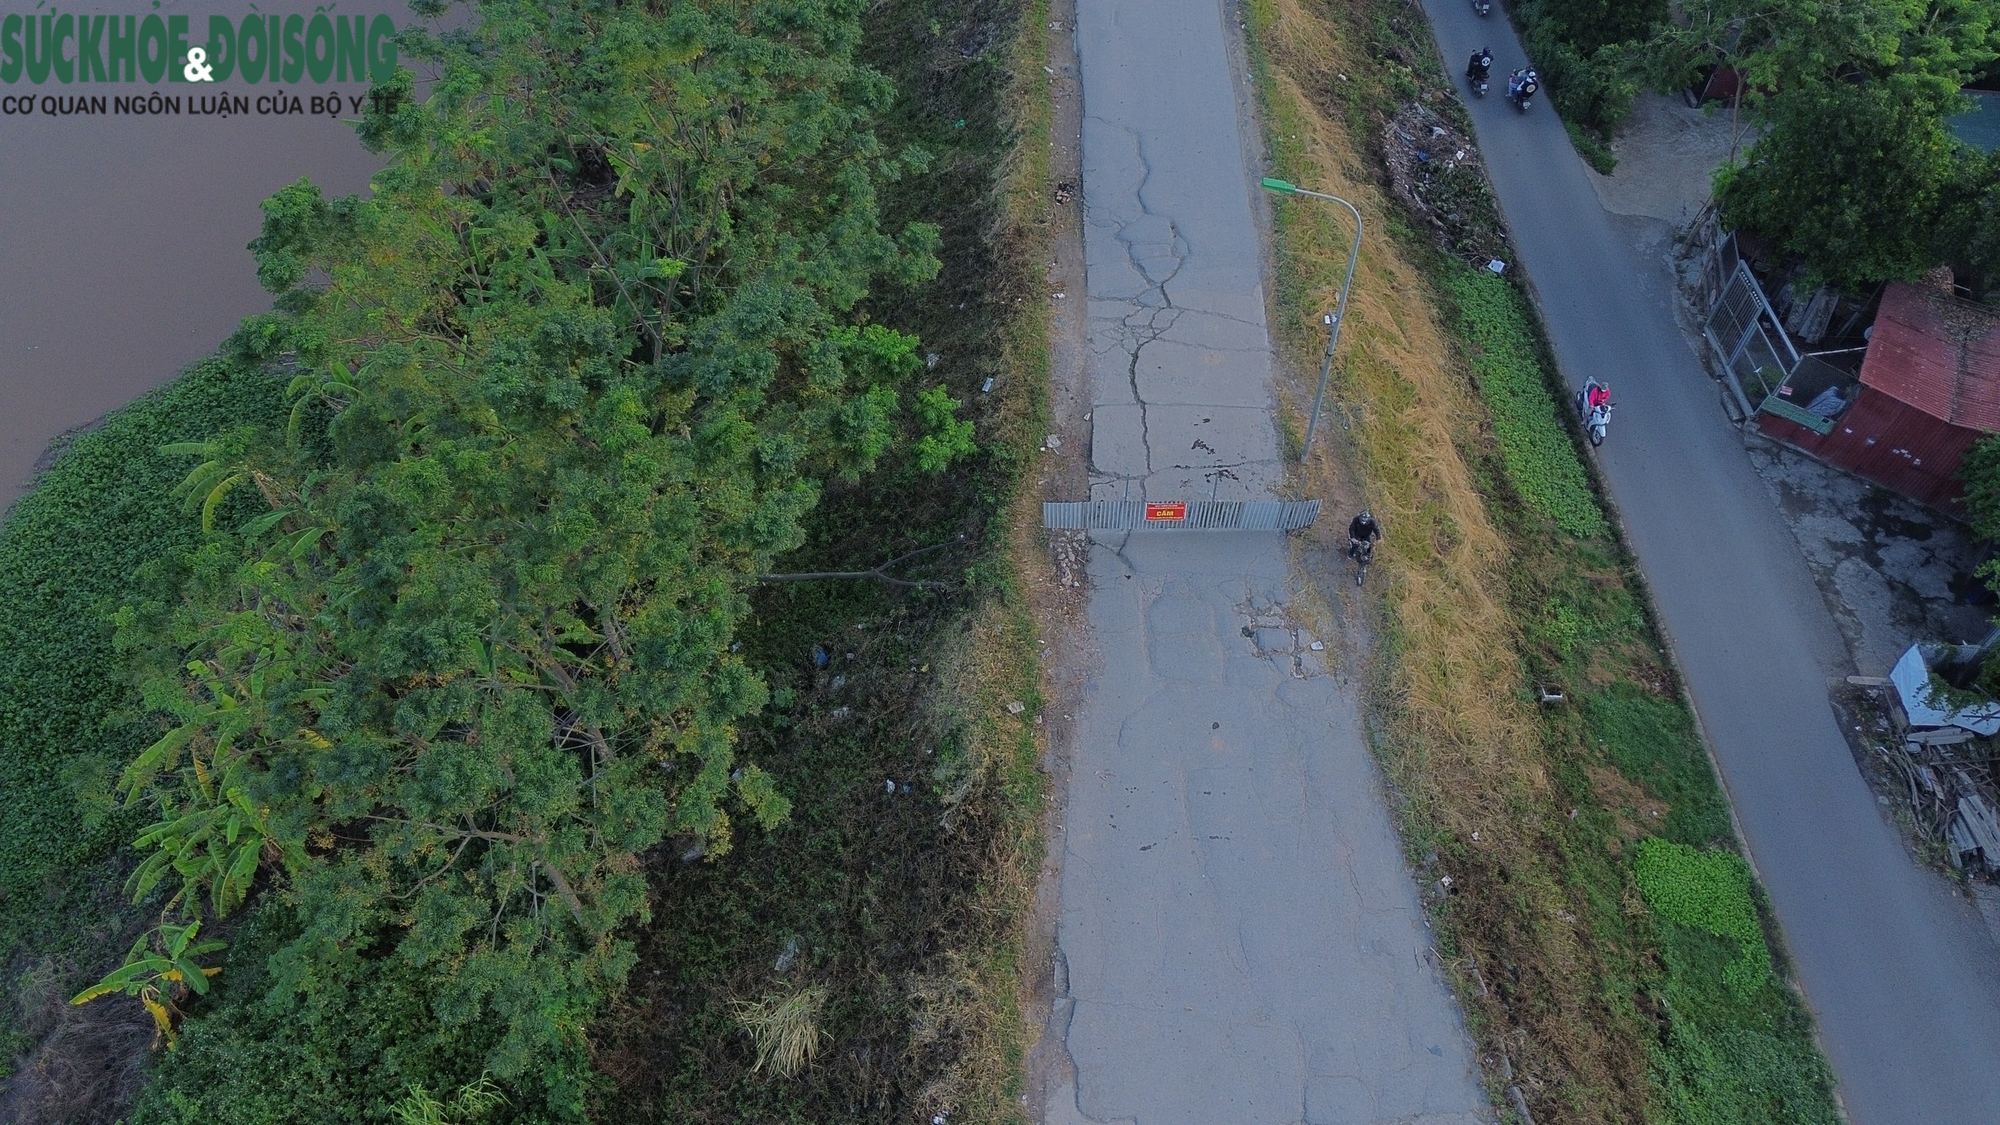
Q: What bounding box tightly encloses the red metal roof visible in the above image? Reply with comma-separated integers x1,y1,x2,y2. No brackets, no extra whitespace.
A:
1859,282,2000,432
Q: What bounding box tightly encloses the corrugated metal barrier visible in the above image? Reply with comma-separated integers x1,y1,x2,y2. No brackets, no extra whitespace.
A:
1041,499,1322,531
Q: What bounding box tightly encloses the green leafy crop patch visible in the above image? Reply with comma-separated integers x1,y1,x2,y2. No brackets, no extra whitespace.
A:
1632,839,1768,995
1439,266,1606,538
1634,837,1840,1125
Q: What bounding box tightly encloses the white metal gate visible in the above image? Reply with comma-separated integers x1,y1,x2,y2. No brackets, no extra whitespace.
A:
1041,499,1323,531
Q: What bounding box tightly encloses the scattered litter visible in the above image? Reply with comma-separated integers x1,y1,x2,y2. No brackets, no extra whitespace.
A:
926,352,941,368
774,937,799,973
981,377,995,393
1006,701,1027,715
811,644,829,668
1487,259,1507,274
830,675,846,690
886,779,896,794
1337,73,1348,81
1043,433,1061,451
1052,291,1066,300
1054,181,1076,205
1310,640,1325,651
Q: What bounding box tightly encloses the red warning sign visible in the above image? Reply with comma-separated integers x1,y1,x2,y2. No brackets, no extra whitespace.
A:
1145,502,1188,522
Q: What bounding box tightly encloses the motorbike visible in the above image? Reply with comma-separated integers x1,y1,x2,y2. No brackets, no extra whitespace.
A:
1507,70,1538,111
1466,52,1492,97
1472,0,1491,15
1575,379,1614,446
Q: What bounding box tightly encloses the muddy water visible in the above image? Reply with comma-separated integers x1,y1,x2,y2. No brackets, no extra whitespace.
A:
0,3,393,503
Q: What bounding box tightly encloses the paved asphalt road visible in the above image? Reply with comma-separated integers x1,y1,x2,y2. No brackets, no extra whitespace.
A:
1424,3,2000,1120
1042,0,1488,1122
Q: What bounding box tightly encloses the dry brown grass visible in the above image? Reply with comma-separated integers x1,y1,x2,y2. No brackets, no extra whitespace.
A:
1249,0,1655,1119
1263,0,1540,833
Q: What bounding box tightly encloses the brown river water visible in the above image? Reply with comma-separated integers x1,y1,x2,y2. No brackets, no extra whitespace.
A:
0,1,395,504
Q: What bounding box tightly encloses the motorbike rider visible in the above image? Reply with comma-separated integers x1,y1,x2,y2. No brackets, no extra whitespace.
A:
1466,48,1493,83
1347,509,1382,559
1586,382,1611,413
1508,66,1539,101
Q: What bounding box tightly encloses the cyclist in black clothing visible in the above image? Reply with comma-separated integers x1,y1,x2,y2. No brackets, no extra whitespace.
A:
1347,510,1381,558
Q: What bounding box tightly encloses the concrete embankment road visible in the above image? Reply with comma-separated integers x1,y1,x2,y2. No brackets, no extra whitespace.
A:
1041,0,1489,1121
1422,2,2000,1120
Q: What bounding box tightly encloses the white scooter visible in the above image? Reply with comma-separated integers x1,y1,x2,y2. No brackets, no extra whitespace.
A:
1575,379,1614,446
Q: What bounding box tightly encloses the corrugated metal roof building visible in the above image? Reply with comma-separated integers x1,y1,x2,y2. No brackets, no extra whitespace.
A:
1758,282,2000,513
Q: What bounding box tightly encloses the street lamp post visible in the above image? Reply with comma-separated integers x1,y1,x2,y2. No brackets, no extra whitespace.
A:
1260,177,1363,459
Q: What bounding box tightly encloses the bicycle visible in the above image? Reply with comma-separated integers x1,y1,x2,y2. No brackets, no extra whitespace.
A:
1347,536,1375,586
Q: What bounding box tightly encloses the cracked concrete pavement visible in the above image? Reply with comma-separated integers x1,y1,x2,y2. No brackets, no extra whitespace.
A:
1080,2,1283,501
1040,0,1488,1122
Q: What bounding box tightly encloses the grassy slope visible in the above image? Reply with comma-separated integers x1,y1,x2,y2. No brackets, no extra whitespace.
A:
585,0,1051,1121
1245,0,1837,1121
0,360,286,1078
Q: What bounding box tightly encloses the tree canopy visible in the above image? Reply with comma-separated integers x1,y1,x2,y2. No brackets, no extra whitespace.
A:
1631,0,2000,290
90,0,972,1115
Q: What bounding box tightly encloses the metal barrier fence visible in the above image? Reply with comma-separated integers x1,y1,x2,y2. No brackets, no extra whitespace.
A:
1041,499,1323,531
1700,243,1801,416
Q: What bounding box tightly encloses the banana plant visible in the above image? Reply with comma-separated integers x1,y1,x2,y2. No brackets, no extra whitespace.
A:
71,921,226,1049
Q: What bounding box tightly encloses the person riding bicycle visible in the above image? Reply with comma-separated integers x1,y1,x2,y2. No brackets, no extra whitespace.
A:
1347,509,1381,559
1467,48,1493,82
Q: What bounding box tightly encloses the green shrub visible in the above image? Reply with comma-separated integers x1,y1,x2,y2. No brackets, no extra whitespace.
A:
1440,266,1606,538
1513,0,1657,134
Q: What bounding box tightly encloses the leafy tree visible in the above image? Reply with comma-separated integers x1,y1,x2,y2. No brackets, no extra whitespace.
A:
94,0,948,1116
1943,149,2000,299
1716,77,1970,291
1639,0,1999,289
1516,0,1660,130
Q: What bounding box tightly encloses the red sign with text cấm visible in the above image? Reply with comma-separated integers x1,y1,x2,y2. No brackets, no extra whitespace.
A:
1145,502,1187,522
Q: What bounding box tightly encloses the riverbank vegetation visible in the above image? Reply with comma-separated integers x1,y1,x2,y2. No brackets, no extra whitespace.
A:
1245,0,1839,1120
0,0,1048,1121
